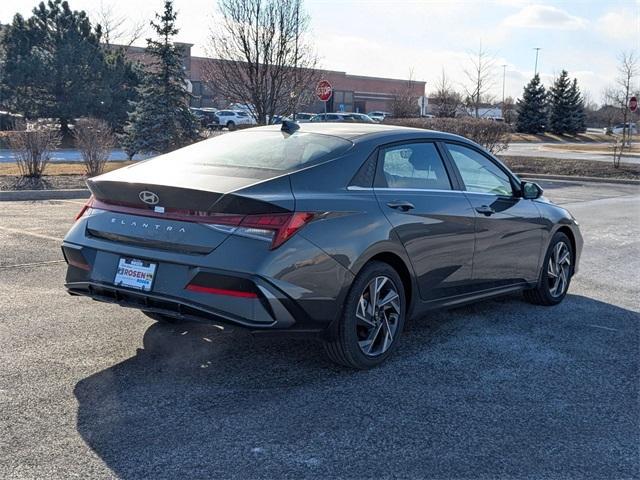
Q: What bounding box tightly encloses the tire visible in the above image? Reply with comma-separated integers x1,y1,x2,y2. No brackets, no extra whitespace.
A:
524,232,573,306
141,311,179,324
226,121,235,130
324,261,406,369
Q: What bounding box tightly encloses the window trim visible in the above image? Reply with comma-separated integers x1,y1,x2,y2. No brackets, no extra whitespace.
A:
442,140,522,197
373,139,460,191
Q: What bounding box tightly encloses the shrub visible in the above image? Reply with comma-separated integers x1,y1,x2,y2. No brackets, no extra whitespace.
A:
7,122,61,178
74,118,115,177
385,117,511,154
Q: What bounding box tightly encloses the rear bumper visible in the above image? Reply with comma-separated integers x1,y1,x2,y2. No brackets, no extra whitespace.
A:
64,278,317,332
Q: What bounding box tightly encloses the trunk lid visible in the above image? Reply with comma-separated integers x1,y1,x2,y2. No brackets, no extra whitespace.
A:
84,162,294,254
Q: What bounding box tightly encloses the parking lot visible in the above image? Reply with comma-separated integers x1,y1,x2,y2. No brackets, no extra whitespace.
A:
0,180,638,479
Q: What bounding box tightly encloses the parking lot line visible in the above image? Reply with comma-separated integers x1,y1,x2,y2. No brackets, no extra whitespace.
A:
0,259,66,269
0,225,62,242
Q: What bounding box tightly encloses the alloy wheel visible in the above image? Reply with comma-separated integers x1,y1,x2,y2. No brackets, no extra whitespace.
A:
355,276,401,357
547,241,571,297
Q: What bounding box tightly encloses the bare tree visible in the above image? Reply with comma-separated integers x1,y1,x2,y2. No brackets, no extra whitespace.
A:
605,51,639,166
390,69,420,118
204,0,318,124
74,118,115,177
502,96,516,124
95,1,146,47
7,121,61,178
432,69,462,118
463,42,496,118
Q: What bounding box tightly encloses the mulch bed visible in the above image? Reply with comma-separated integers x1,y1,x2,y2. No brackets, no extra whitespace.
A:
0,175,88,191
499,156,640,180
1,156,638,191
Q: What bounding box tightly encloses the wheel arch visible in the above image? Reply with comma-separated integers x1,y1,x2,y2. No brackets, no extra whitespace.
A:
554,225,577,261
356,250,414,312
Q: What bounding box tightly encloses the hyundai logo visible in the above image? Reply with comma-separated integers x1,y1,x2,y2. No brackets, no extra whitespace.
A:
139,190,160,205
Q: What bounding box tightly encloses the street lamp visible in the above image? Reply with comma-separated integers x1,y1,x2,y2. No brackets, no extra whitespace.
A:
533,47,542,76
501,64,507,118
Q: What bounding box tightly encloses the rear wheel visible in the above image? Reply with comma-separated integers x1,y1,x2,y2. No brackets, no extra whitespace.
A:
524,232,573,306
141,311,179,324
324,261,406,369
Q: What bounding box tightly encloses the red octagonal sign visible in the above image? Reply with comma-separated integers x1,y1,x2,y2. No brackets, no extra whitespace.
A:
630,96,638,113
316,80,332,102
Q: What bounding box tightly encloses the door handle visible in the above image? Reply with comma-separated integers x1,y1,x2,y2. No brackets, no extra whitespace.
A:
387,201,415,211
475,205,495,216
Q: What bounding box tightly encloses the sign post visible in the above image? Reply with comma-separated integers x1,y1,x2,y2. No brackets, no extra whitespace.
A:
628,96,637,147
316,80,333,116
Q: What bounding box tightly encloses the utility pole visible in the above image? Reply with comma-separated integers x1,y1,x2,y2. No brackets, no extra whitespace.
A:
501,64,507,117
533,47,542,76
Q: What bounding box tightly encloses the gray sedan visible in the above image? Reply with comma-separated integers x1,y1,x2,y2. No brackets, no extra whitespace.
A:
62,122,582,368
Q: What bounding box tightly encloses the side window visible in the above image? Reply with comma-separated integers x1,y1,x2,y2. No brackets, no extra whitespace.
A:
446,143,513,196
378,143,451,190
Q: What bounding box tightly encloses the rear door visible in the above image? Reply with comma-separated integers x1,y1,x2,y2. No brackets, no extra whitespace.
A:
443,142,543,289
373,141,476,301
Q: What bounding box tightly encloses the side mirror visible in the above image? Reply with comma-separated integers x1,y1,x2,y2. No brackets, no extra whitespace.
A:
522,181,543,200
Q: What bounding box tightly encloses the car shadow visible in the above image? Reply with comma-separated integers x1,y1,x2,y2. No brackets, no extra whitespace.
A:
74,294,639,479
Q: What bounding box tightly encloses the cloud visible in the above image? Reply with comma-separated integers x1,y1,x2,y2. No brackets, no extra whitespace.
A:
596,10,640,41
503,4,588,30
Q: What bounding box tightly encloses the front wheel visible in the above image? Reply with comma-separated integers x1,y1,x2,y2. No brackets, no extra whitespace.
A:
324,261,406,369
524,232,573,306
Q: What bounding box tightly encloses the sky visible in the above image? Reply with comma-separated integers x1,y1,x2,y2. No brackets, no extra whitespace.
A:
1,0,639,104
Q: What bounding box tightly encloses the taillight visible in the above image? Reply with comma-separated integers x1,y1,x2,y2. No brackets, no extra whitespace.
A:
233,212,315,249
74,196,314,249
74,196,95,220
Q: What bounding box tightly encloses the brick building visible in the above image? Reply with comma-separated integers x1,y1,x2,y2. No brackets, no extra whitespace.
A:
121,42,425,114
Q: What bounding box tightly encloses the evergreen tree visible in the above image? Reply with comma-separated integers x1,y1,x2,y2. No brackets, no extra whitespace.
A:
0,0,138,132
96,49,141,132
548,70,573,134
122,1,199,155
566,78,586,134
516,74,547,134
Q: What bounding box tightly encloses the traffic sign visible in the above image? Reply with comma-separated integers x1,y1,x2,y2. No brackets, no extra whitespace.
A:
630,96,638,113
316,80,332,102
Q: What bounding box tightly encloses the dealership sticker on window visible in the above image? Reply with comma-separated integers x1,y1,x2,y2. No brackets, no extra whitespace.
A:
114,257,157,292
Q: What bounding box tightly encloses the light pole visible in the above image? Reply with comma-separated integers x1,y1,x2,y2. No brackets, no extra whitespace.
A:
533,47,542,76
501,64,507,117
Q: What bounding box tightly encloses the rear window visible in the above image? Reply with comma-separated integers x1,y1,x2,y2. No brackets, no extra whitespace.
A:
155,130,353,174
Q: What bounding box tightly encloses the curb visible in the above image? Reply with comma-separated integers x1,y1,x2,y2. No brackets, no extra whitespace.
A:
515,173,640,186
0,189,90,201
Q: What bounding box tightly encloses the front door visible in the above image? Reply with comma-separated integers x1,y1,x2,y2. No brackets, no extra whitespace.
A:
444,142,544,290
373,141,476,301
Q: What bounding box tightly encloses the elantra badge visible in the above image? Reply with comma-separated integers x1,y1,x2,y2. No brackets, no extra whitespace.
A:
139,190,160,205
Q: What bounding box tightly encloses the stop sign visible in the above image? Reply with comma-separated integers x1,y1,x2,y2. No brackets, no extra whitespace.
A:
316,80,332,102
630,96,638,113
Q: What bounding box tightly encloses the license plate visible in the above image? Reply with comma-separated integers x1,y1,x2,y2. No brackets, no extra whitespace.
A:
114,257,157,292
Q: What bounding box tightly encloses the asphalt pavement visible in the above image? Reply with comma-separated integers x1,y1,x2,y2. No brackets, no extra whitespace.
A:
0,181,638,479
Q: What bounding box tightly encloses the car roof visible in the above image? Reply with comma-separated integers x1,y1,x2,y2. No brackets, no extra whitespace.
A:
250,122,471,144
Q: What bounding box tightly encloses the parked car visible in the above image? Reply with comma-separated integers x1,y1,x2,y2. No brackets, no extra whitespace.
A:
309,112,374,123
214,110,256,129
604,123,638,135
288,113,315,123
309,113,350,122
63,123,582,369
190,108,218,128
368,111,392,122
345,113,377,123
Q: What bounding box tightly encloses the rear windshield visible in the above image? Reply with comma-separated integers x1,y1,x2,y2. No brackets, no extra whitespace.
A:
154,130,353,174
